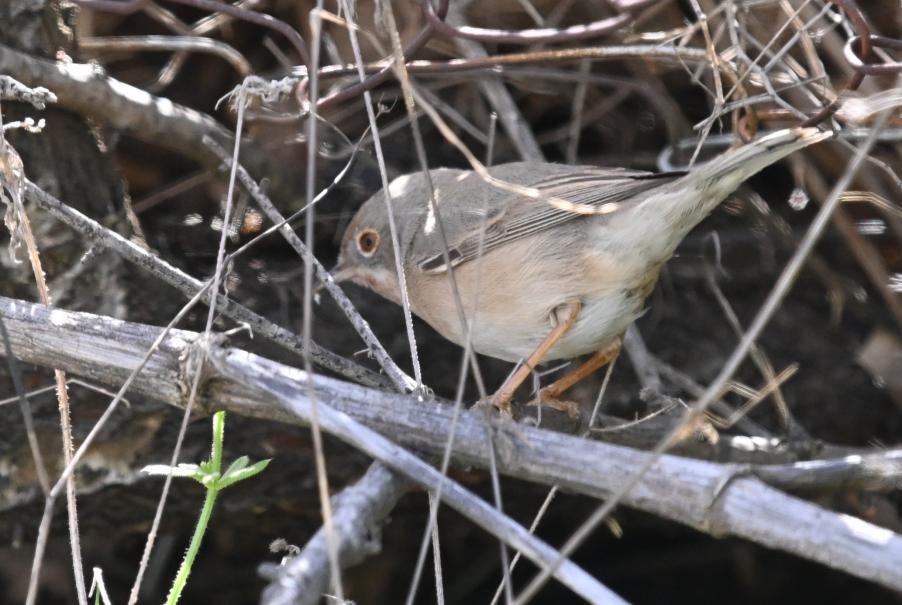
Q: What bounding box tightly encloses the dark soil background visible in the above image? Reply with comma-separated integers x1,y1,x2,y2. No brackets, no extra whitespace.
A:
1,0,901,603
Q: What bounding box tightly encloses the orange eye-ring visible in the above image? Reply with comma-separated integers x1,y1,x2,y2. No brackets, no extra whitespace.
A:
356,229,379,257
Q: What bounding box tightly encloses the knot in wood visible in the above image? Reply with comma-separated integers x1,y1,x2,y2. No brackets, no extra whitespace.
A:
177,332,227,407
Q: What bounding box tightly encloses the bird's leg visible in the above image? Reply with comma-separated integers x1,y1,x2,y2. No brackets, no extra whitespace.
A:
485,301,581,415
528,337,622,417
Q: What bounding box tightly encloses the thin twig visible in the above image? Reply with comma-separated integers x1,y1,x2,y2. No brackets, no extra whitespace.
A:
0,315,51,493
301,8,346,600
23,180,389,388
4,137,88,604
0,75,56,108
565,60,590,164
79,35,251,76
338,1,424,393
300,44,711,82
74,0,310,65
203,137,417,392
357,10,532,592
128,83,251,605
420,0,640,45
445,1,544,161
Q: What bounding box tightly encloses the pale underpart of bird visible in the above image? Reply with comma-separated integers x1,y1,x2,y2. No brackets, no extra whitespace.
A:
333,127,830,412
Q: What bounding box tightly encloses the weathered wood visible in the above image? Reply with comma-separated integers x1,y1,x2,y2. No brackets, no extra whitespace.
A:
3,295,902,592
259,462,410,605
0,41,231,167
0,296,622,604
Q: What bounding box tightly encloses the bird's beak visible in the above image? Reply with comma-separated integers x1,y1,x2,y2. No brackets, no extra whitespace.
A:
325,260,400,305
330,259,355,284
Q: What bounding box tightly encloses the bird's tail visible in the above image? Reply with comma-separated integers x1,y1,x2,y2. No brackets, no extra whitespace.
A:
689,127,832,195
619,127,831,264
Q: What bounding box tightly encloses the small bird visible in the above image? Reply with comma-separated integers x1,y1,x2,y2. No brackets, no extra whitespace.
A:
333,128,830,414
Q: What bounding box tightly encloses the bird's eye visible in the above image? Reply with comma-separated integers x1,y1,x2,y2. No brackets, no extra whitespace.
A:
356,229,380,257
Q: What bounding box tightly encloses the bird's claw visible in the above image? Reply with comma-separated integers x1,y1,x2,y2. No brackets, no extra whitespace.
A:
472,394,513,417
527,391,581,419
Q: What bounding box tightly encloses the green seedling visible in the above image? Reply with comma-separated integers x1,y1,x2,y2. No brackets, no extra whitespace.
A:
143,411,270,605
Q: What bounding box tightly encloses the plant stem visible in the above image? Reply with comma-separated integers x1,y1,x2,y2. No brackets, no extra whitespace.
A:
165,411,225,605
165,485,219,605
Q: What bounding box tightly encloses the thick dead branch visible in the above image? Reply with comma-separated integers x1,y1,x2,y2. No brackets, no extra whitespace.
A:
224,345,625,603
755,451,902,493
1,296,622,603
592,409,855,465
3,295,902,593
259,463,409,605
0,42,231,167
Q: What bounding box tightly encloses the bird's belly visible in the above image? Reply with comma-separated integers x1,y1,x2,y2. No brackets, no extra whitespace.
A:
547,293,640,360
408,232,649,363
461,291,641,363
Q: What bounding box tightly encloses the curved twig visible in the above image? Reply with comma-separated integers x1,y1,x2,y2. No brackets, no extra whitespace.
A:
79,35,252,77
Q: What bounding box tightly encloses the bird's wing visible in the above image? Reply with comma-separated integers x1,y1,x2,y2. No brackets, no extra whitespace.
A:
415,165,683,274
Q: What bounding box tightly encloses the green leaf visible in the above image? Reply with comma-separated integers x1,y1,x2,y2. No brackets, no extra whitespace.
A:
221,455,250,480
216,458,271,490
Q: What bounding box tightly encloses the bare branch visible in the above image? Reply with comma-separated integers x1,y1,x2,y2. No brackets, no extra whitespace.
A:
202,137,417,392
445,2,544,162
22,179,389,389
78,35,252,78
0,75,56,109
755,451,902,493
3,295,902,593
259,463,409,605
0,42,231,167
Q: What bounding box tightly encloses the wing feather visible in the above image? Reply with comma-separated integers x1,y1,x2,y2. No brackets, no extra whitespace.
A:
417,168,682,274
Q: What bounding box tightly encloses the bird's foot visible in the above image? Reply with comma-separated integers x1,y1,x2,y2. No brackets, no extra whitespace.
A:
472,393,513,417
527,389,580,419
